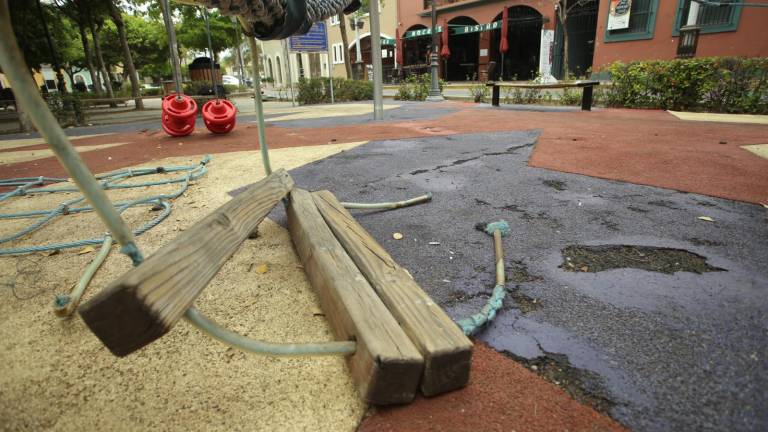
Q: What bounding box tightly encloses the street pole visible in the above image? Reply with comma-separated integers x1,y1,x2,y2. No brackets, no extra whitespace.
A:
370,0,384,120
427,0,444,101
354,16,363,79
324,22,335,104
282,39,296,106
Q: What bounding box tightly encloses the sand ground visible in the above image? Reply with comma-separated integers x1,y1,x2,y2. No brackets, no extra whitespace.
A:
0,143,368,431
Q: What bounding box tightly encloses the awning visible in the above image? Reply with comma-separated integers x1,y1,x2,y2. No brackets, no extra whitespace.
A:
403,21,502,39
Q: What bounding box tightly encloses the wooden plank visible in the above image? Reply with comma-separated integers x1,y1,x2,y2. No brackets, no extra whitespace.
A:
79,169,294,357
287,189,423,405
312,191,473,396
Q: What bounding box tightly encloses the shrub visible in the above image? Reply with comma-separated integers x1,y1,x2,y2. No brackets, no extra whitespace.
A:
45,93,85,127
601,57,768,113
468,83,489,103
559,88,582,106
394,73,445,101
503,86,543,105
296,78,373,105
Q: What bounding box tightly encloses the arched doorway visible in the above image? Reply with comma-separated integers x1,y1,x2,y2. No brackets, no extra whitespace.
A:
402,24,431,78
490,6,543,81
446,16,480,81
267,58,274,81
347,33,396,80
552,1,598,79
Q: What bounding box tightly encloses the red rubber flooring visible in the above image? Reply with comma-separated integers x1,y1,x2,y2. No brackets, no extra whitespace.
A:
2,105,766,204
359,342,625,432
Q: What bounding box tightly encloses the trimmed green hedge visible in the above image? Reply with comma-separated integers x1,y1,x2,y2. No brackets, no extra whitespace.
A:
296,78,373,105
395,73,445,101
603,57,768,113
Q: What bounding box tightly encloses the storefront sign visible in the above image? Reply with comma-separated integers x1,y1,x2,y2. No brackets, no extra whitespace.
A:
453,21,501,36
403,20,504,39
403,26,443,39
607,0,632,30
381,38,396,46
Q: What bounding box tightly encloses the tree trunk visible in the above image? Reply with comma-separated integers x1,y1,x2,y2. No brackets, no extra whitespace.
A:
90,20,116,103
78,22,102,94
36,0,67,92
338,13,352,79
108,1,143,109
557,2,570,80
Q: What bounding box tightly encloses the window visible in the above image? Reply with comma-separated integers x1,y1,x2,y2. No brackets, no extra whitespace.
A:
673,0,742,35
604,0,659,42
332,43,345,65
329,15,339,26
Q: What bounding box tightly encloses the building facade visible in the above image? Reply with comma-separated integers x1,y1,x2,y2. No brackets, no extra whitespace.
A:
258,0,398,86
397,0,768,82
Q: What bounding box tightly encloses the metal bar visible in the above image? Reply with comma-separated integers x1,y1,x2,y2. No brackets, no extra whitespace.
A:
201,7,219,99
370,0,384,120
159,0,184,97
247,36,272,175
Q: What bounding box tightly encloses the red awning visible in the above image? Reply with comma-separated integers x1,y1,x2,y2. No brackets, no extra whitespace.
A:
500,6,509,54
440,19,450,59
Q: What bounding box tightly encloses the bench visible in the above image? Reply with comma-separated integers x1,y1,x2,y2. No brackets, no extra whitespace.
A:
486,80,601,111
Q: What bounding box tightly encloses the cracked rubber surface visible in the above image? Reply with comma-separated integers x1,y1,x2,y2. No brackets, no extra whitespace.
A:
269,131,768,431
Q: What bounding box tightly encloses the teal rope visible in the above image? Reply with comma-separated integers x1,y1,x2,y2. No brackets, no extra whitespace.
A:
456,284,506,336
0,156,210,256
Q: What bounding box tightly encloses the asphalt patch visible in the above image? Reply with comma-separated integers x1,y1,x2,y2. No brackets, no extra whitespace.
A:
560,245,725,274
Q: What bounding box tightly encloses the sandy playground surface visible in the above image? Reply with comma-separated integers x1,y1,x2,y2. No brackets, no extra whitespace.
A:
0,142,369,431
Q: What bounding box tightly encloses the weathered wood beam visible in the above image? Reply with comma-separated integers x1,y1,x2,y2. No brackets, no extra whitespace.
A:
313,190,473,396
79,169,295,357
287,188,423,405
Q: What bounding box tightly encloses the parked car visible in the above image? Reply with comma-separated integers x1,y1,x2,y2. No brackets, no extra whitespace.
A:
221,75,240,86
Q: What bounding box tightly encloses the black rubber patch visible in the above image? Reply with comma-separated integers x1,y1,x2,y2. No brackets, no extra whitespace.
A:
560,245,725,275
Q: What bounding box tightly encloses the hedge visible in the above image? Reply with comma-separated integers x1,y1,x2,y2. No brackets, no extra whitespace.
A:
296,78,373,105
603,57,768,114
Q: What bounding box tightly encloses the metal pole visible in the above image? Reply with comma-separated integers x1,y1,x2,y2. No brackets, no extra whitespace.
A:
247,36,272,175
325,22,335,104
370,0,384,120
160,0,183,98
282,39,296,106
427,0,444,101
354,16,363,79
201,8,219,100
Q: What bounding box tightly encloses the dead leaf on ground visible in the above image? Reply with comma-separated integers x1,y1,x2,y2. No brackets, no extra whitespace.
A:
697,216,715,222
255,264,269,274
77,246,96,255
580,266,589,272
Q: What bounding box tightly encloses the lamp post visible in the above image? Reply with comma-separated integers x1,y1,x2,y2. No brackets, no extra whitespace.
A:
426,0,444,101
351,16,364,80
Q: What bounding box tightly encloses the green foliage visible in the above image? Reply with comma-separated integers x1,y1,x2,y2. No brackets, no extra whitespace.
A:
467,84,489,103
603,57,768,113
559,88,582,106
395,74,445,101
176,8,237,61
503,86,543,105
45,93,86,127
296,78,373,105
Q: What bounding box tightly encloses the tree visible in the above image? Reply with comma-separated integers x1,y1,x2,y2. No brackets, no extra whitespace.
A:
176,7,236,63
337,13,352,79
108,0,143,109
55,0,104,94
554,0,597,79
89,12,117,101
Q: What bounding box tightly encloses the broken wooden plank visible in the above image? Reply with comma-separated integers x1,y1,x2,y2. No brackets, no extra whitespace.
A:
79,169,294,357
287,188,423,404
313,190,473,396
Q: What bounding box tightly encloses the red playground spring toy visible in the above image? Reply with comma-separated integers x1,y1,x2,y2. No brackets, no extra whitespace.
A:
161,94,198,137
202,99,237,134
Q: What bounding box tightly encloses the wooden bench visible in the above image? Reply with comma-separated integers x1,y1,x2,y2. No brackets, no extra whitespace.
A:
486,80,600,111
79,171,471,404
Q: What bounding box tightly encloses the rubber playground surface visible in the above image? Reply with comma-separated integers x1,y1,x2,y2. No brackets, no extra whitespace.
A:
1,101,766,431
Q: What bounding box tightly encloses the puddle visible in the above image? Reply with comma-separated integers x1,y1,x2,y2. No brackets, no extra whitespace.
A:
560,245,725,275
